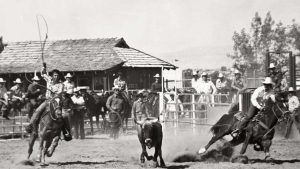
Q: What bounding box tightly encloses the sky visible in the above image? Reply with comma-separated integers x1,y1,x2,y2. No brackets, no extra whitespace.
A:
1,0,300,69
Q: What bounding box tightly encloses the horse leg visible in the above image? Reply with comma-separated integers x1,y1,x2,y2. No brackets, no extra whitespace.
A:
262,139,272,160
27,132,38,159
96,115,100,130
198,132,228,154
239,130,251,155
47,136,60,157
89,115,94,135
41,139,51,166
36,137,44,163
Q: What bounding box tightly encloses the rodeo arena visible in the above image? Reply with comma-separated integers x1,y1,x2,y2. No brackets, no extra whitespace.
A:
1,7,300,169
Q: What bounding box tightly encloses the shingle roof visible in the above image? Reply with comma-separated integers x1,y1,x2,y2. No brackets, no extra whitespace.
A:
114,47,174,68
0,38,175,74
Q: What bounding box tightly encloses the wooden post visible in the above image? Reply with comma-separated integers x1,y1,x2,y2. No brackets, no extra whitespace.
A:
192,93,196,128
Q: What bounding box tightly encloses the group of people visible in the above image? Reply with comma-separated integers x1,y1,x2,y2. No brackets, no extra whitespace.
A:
0,67,89,140
191,69,246,104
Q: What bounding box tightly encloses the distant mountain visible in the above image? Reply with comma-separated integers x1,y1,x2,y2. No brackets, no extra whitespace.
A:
159,45,234,69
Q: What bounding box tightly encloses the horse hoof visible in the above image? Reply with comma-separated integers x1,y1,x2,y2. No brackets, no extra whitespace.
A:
231,155,248,164
40,163,48,166
197,148,206,154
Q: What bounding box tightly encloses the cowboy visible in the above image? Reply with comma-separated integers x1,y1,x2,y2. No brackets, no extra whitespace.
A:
106,86,126,124
231,69,246,103
63,73,75,94
132,90,149,122
197,72,217,105
113,71,127,92
268,63,283,91
26,67,72,141
26,75,42,119
2,78,26,119
216,73,229,103
235,77,275,133
0,77,8,119
71,87,85,139
191,71,200,92
285,87,300,138
151,74,162,93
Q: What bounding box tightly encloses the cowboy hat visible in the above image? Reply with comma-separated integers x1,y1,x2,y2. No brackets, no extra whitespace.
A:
0,77,6,83
65,73,72,78
269,63,276,69
13,78,22,84
153,74,160,78
234,70,241,74
32,76,40,81
192,71,198,76
201,72,208,76
218,73,224,78
288,87,295,92
262,77,273,85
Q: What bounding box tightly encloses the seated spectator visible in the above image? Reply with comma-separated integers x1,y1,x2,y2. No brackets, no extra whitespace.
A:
166,91,184,118
216,73,229,103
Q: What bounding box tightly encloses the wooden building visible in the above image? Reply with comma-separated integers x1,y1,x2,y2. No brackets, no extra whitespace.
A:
0,38,175,91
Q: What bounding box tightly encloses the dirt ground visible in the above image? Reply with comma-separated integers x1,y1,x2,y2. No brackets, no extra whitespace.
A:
0,128,300,169
1,106,300,169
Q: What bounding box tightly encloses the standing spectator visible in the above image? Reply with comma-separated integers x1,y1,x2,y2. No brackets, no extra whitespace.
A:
63,73,75,94
0,77,8,119
285,87,300,139
26,75,42,119
166,91,184,118
151,74,162,118
132,90,149,122
216,73,229,103
71,88,86,139
198,72,217,106
231,70,246,103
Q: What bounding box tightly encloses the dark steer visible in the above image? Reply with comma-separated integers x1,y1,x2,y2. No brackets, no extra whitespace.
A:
135,118,165,167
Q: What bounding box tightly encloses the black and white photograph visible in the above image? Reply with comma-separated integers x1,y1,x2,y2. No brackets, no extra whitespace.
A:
0,0,300,168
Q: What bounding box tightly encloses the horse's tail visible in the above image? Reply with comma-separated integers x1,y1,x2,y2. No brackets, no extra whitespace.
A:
210,114,234,135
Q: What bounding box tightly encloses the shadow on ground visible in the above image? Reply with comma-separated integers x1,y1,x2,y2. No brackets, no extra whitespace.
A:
50,160,125,166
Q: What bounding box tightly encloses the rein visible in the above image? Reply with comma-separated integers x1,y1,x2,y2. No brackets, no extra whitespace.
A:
261,102,288,138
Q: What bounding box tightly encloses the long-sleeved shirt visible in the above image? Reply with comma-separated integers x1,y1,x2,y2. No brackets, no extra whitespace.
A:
27,83,41,99
197,80,217,94
288,95,300,112
106,94,125,113
131,100,148,117
42,73,64,99
0,86,7,99
151,82,162,93
10,85,24,99
251,86,274,109
231,77,245,91
216,78,228,91
63,81,75,94
71,95,85,109
113,78,127,91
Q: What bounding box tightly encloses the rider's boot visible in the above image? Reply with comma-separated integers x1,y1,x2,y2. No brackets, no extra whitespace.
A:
62,117,72,141
232,118,249,136
25,101,47,133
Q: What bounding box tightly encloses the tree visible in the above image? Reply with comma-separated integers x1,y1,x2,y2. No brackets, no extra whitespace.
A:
228,12,299,73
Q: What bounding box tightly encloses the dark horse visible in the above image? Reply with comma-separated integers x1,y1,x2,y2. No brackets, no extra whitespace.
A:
198,96,289,160
82,91,108,135
27,96,63,165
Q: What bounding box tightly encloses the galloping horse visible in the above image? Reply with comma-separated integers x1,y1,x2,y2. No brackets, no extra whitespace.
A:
82,91,108,135
27,96,64,165
198,95,289,160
